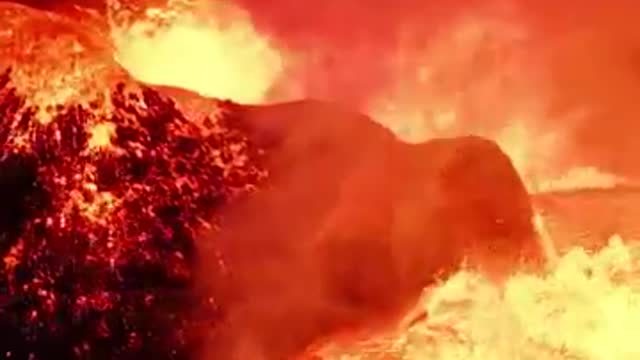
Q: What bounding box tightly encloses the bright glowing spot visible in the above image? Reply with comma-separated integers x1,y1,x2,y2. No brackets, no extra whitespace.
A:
533,211,559,262
537,167,626,193
88,122,116,149
111,1,283,102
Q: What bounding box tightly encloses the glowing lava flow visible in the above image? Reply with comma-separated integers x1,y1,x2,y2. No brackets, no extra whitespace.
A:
0,3,266,358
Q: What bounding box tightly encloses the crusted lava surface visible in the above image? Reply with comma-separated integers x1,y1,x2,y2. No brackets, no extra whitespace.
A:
0,67,265,359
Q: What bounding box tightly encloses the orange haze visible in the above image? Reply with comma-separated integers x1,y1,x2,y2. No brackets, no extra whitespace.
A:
104,0,640,190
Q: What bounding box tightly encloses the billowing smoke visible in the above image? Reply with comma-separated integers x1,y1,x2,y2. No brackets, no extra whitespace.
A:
235,0,640,183
237,0,484,105
16,0,640,179
4,1,640,360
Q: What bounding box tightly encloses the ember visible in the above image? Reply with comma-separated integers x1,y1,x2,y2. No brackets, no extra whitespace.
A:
0,63,265,359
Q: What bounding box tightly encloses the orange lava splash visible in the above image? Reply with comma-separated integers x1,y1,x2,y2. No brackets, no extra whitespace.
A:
0,3,266,358
307,235,640,360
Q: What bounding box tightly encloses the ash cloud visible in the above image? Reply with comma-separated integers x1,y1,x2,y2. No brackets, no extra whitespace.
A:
236,0,483,106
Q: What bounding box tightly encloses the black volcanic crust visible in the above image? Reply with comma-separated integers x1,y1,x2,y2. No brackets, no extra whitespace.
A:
0,68,264,360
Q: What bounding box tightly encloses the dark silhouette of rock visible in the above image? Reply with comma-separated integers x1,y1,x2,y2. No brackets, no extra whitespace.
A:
201,99,540,359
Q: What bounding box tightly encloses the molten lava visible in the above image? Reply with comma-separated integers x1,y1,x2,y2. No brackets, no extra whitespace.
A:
0,70,265,357
0,3,265,358
108,0,283,102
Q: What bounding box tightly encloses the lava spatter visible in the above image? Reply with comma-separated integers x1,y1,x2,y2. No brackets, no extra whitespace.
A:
0,67,266,359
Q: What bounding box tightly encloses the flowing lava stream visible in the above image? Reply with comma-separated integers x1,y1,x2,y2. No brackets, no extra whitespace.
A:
1,0,640,360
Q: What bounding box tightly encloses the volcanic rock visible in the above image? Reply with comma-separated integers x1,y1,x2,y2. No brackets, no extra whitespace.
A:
204,100,539,359
0,3,264,359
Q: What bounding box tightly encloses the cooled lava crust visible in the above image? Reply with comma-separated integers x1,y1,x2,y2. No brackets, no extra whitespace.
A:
0,67,266,359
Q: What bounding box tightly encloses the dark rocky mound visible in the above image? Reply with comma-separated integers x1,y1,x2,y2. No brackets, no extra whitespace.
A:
203,100,539,359
0,4,538,359
0,68,265,360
